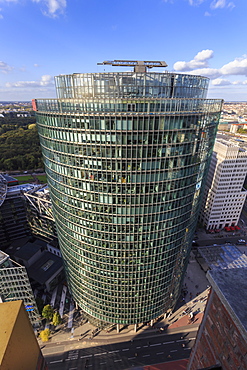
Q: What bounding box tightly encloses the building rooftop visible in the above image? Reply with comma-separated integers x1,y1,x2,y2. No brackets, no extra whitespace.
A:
14,242,42,261
198,244,247,270
28,251,63,284
207,267,247,341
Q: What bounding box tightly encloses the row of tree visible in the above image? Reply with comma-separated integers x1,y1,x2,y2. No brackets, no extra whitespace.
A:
39,304,62,342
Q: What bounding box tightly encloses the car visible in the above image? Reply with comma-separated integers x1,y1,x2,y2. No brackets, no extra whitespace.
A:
237,239,246,244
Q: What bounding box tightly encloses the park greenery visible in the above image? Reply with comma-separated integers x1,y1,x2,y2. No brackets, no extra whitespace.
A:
0,116,43,171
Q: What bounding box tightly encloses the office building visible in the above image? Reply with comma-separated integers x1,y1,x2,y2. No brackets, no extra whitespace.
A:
34,60,222,325
199,134,247,230
188,267,247,370
0,250,40,326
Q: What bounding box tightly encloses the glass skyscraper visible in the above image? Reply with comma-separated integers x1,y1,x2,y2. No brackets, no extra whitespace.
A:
34,61,222,325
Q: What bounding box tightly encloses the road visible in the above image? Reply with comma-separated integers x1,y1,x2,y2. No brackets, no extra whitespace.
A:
44,330,197,369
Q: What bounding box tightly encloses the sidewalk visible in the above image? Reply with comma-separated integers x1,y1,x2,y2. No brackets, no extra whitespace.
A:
39,258,209,350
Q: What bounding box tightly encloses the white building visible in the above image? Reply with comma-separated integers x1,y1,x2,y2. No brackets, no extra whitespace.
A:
200,135,247,230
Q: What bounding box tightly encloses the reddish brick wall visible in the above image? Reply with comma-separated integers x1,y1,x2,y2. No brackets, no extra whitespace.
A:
189,290,247,370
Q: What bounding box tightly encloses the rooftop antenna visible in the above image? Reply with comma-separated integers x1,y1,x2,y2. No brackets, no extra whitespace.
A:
97,60,168,73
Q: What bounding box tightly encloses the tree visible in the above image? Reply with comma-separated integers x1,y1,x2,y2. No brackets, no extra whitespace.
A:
39,329,50,342
42,304,54,321
52,311,62,326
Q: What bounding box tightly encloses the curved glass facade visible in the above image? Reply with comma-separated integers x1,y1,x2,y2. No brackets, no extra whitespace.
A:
35,71,222,324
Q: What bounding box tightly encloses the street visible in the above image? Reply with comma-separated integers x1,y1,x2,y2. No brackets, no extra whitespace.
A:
44,329,197,369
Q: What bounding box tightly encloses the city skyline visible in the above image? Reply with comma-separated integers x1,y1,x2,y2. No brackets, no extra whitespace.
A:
0,0,247,101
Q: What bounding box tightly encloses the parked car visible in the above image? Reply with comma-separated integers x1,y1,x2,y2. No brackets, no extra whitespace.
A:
237,239,246,245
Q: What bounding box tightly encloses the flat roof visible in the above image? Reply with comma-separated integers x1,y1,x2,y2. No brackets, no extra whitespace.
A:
14,242,42,261
198,244,247,270
28,251,63,284
207,268,247,341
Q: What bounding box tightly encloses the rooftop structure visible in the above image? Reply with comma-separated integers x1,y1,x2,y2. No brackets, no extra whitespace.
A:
196,244,247,271
97,59,168,72
34,61,222,326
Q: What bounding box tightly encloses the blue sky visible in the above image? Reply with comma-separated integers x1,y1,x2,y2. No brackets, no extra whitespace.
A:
0,0,246,101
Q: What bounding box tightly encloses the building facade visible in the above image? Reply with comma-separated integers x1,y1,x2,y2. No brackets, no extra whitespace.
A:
188,267,247,370
34,61,222,325
0,250,40,326
199,134,247,230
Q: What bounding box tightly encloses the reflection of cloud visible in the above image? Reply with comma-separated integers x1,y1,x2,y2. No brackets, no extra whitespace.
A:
0,61,13,73
174,50,214,71
6,75,54,88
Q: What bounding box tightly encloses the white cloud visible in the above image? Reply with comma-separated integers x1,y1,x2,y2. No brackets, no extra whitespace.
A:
34,63,40,67
220,56,247,76
211,78,232,86
204,11,212,16
0,0,66,17
6,74,54,88
188,0,205,5
0,61,13,73
210,0,235,10
32,0,66,17
232,80,247,85
173,49,214,71
188,68,221,79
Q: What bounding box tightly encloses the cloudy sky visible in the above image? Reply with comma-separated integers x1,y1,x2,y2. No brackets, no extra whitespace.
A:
0,0,246,101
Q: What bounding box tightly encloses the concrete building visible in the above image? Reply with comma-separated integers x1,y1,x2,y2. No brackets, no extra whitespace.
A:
0,300,47,370
34,60,222,326
0,250,40,326
199,134,247,230
188,267,247,370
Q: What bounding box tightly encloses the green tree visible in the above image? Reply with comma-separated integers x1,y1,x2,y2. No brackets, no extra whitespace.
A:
52,311,62,326
39,328,50,342
42,304,54,321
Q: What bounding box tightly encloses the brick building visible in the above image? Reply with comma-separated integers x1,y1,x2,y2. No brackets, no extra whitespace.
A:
188,267,247,369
